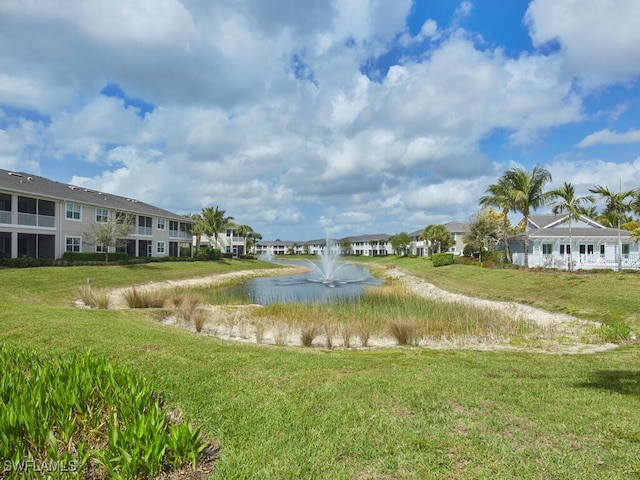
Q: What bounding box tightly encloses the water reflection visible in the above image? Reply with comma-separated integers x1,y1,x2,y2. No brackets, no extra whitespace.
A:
227,261,382,304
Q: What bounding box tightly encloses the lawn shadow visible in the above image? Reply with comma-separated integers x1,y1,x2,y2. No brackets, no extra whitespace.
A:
577,370,640,396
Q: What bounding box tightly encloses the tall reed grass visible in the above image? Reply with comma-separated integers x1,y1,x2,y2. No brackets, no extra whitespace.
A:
249,283,536,347
78,285,109,309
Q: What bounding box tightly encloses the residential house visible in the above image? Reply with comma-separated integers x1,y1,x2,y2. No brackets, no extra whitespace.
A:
346,234,392,256
509,213,639,270
409,221,469,256
253,240,301,256
0,169,192,259
198,228,250,257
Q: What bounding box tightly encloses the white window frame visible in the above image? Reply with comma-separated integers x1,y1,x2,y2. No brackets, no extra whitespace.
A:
157,218,165,230
96,208,109,223
542,243,553,255
66,203,81,221
65,236,81,252
157,241,165,254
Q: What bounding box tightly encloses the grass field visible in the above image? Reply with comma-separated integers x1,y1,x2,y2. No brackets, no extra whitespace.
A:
1,259,639,479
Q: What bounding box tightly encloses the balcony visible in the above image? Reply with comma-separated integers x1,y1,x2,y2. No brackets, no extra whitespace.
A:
170,229,191,239
0,211,10,224
17,212,55,228
137,226,152,236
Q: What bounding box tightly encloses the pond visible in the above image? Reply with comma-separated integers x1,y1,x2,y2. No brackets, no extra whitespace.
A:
224,260,383,304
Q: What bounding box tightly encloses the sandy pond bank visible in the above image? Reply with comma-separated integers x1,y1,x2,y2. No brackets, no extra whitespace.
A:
90,266,616,355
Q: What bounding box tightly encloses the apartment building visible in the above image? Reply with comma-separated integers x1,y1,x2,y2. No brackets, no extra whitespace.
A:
0,169,192,259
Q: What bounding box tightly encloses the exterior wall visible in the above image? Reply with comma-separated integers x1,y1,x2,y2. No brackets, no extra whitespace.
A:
197,230,247,256
510,237,640,270
0,190,192,259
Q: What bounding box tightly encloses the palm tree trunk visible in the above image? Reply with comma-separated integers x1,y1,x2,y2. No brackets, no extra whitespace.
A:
502,208,511,263
523,212,530,268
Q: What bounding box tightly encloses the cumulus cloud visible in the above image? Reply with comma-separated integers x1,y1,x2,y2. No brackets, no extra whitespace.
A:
525,0,640,86
577,128,640,148
0,0,638,239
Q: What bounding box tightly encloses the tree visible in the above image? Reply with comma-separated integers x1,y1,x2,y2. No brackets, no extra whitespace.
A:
85,213,134,262
464,210,502,258
390,232,411,256
479,176,517,262
200,206,235,251
339,238,352,255
186,213,207,256
548,182,595,271
421,224,454,254
234,224,253,256
589,185,636,271
246,231,262,254
503,166,552,268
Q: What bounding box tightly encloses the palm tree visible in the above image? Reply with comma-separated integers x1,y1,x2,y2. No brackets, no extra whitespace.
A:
548,182,595,271
200,206,235,251
589,185,636,271
479,176,517,263
234,224,253,256
421,224,454,254
185,213,207,256
503,166,552,268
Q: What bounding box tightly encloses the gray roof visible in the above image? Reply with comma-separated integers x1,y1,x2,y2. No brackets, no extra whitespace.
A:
0,169,191,223
527,227,632,239
344,234,390,243
514,213,631,239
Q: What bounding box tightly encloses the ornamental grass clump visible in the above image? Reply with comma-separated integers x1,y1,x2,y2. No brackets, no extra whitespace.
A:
122,287,167,308
78,284,109,309
387,318,421,346
0,345,211,479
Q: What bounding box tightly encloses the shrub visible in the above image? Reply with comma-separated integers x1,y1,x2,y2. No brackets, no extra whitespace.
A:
61,252,129,262
600,322,632,343
1,257,52,268
388,319,420,346
300,324,320,347
432,253,455,267
455,256,479,266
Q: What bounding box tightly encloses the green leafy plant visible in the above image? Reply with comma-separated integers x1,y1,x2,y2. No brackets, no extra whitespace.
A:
0,346,211,479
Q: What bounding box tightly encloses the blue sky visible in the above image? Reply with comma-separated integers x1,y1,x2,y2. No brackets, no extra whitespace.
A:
1,0,639,240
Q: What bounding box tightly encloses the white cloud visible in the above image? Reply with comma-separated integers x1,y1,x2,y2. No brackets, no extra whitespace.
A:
577,128,640,148
526,0,640,86
1,0,638,239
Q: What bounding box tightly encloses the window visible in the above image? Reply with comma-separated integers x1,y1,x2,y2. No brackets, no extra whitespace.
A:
157,241,165,254
96,208,109,223
66,203,81,220
226,229,232,237
560,244,571,255
96,245,106,253
157,218,165,230
542,244,552,255
622,244,630,255
65,237,81,252
600,244,605,255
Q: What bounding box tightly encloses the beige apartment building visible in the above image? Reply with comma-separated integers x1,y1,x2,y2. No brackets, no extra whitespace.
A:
0,169,192,259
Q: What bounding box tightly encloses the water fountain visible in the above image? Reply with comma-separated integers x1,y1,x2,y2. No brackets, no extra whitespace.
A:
243,240,382,303
306,241,351,286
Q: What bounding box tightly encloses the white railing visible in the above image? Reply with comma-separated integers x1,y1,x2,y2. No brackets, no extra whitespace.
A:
137,226,152,236
0,211,10,224
512,252,640,270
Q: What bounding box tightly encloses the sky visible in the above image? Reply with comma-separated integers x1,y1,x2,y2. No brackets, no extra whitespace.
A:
1,0,640,241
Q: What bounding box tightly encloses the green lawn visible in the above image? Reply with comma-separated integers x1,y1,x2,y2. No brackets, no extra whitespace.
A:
1,260,639,479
